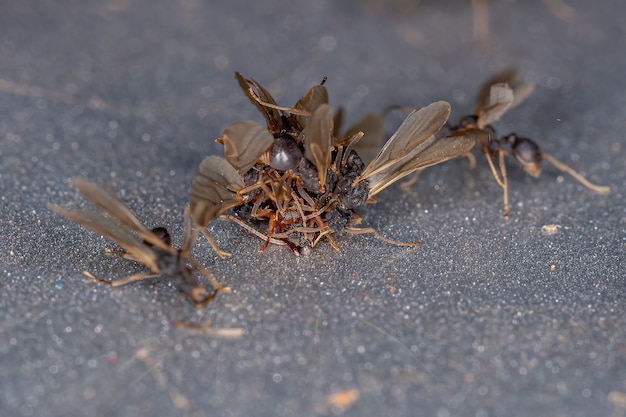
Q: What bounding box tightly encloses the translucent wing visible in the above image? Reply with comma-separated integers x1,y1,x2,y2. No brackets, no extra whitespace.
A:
474,69,534,128
294,84,329,129
235,71,283,132
49,204,161,270
71,178,173,252
180,206,199,258
341,112,385,166
332,107,344,138
221,120,274,175
475,83,514,128
509,81,534,110
368,130,477,197
359,101,451,180
301,103,333,192
475,68,518,113
190,156,245,226
475,68,534,110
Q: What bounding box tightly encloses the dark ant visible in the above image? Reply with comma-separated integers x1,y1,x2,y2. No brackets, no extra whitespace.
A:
50,178,234,329
450,69,610,217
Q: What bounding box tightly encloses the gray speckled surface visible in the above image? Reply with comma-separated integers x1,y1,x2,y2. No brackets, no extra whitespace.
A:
1,1,625,416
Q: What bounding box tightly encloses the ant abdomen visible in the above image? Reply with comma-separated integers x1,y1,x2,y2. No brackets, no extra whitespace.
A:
503,133,543,177
270,133,302,171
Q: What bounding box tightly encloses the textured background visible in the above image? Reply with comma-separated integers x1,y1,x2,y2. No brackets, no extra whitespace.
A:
1,1,625,416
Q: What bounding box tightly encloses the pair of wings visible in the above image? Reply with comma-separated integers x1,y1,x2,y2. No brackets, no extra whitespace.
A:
226,72,333,190
234,71,329,133
473,68,534,129
50,178,194,272
357,101,477,197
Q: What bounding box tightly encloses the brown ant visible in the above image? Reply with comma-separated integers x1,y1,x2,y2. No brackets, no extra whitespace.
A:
450,69,610,217
50,178,232,328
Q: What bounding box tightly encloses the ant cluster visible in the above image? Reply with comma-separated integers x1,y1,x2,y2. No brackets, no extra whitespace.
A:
51,69,610,323
190,72,474,257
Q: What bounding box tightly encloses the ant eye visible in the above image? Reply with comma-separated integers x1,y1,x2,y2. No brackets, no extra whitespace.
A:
270,134,302,171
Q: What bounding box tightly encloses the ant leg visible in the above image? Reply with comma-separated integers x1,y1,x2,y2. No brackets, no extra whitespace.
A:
542,152,611,193
400,171,421,189
312,216,339,250
464,151,477,169
498,149,510,218
246,91,311,117
189,256,230,293
174,320,244,337
220,214,287,246
172,297,243,337
199,227,231,258
260,215,277,252
481,142,509,218
472,0,489,50
541,0,577,22
345,227,421,247
83,271,161,287
104,248,146,264
482,144,506,188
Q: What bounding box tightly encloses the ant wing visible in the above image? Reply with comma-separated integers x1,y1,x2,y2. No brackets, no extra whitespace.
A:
190,156,245,226
333,107,346,139
367,129,476,197
475,68,534,112
340,112,385,166
221,120,274,175
49,204,161,271
180,206,200,259
359,101,451,181
475,68,518,109
235,72,283,132
294,84,329,129
475,83,514,128
70,178,174,253
509,81,534,110
301,103,333,192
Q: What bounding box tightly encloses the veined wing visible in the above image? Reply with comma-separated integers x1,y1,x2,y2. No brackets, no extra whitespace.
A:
190,156,245,226
235,72,283,132
301,103,333,192
368,130,478,197
180,206,199,260
294,84,329,129
221,120,274,175
341,112,385,166
50,204,161,270
475,83,514,128
359,101,451,180
475,68,534,111
71,178,173,253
